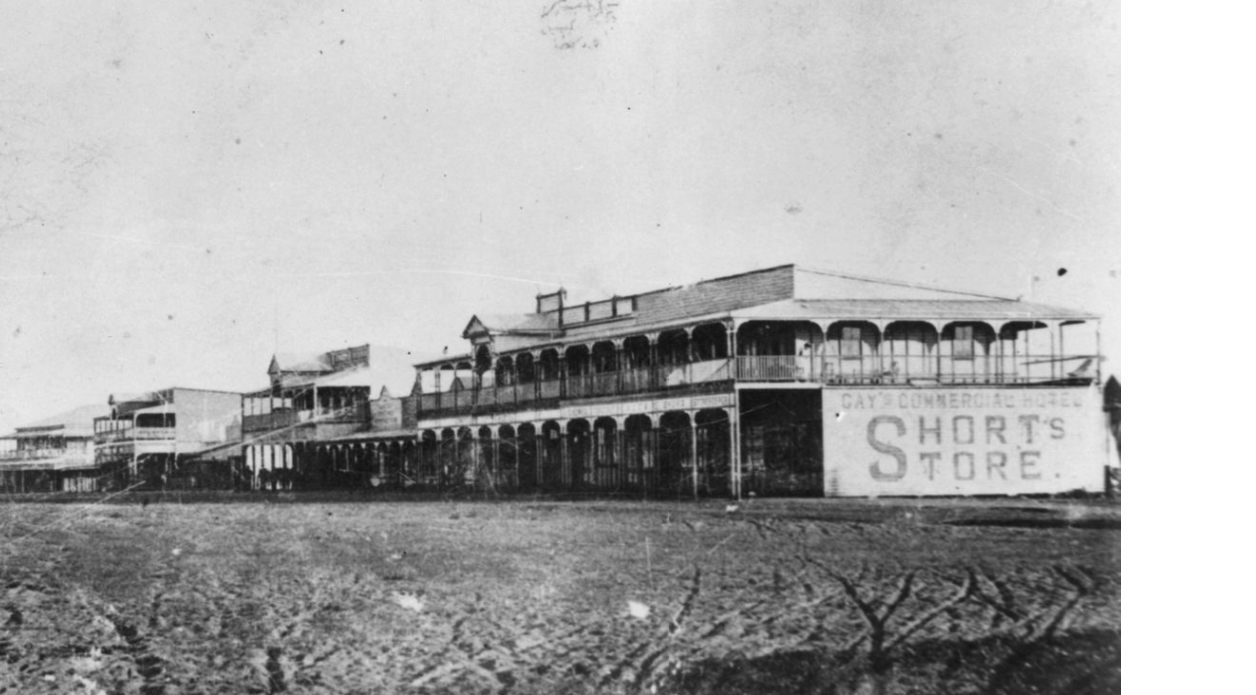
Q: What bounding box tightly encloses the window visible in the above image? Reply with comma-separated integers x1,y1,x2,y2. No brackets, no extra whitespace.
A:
840,326,862,359
953,325,975,359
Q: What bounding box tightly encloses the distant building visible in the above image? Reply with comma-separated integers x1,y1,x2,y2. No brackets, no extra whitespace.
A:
93,388,242,489
239,344,418,490
0,404,111,492
406,264,1107,498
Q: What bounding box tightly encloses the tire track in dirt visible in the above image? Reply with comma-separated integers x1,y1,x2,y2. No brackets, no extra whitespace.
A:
881,571,975,652
0,502,1119,694
970,569,1026,632
405,593,525,693
738,509,1117,691
1038,565,1094,639
594,566,707,689
634,564,702,691
0,605,20,664
106,613,164,695
979,564,1103,695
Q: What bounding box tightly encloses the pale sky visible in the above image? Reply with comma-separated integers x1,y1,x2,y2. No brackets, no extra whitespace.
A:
0,0,1119,433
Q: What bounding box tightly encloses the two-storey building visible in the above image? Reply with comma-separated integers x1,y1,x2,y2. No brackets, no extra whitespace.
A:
93,388,242,489
0,404,111,492
240,344,418,489
409,264,1108,498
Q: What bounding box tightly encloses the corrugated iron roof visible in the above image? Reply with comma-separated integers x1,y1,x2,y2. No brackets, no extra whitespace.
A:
302,352,416,398
731,299,1098,321
271,352,334,373
12,403,111,435
468,313,560,334
108,392,163,407
416,296,1098,365
413,352,474,369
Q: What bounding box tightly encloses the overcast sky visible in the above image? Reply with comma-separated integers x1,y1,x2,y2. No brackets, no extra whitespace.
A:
0,0,1119,433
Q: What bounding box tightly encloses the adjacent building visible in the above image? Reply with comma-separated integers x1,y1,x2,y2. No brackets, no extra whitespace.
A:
0,404,111,492
408,264,1108,498
240,344,418,489
93,388,242,489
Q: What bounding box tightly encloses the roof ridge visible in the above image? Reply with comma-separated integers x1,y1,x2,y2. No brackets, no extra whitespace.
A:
794,265,1016,301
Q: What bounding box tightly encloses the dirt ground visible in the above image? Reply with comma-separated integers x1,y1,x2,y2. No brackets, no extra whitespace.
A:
0,494,1119,694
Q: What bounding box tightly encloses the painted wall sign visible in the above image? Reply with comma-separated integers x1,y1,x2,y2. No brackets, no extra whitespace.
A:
821,387,1106,496
561,393,732,420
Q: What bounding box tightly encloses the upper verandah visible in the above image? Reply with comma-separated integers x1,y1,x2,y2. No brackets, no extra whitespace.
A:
416,263,1097,369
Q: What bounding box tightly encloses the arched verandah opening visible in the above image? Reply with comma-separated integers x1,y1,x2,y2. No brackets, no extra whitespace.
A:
439,428,457,488
657,329,690,366
290,442,308,489
689,323,735,387
419,430,439,488
454,427,476,488
497,425,519,491
475,345,495,387
401,439,418,488
657,411,693,497
382,439,405,487
691,323,728,360
823,321,882,384
513,353,537,405
516,353,536,383
624,414,655,494
304,444,327,490
737,320,823,381
516,423,539,490
323,445,343,488
999,321,1050,383
884,321,939,382
590,342,619,396
538,349,562,400
695,409,731,497
348,443,370,488
477,426,498,492
496,355,516,386
940,321,997,383
565,345,592,398
540,421,564,490
567,418,592,491
622,335,654,393
591,416,621,490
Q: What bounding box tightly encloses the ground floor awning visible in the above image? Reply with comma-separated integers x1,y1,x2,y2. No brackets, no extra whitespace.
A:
0,457,97,472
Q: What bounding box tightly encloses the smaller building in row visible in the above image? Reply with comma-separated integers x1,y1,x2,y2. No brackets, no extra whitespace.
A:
0,404,111,492
240,344,419,490
93,388,242,490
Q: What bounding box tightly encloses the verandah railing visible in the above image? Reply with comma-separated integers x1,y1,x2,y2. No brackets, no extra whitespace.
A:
413,352,1100,419
416,359,735,417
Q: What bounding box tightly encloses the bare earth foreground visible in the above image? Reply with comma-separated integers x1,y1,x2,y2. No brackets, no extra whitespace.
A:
0,495,1119,694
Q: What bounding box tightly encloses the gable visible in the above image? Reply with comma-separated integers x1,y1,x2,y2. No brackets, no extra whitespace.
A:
462,315,491,340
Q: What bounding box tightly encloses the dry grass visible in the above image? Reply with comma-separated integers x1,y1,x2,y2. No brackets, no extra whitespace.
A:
0,495,1119,694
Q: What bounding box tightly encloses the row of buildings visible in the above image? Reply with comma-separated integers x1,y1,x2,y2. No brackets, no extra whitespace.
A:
0,264,1114,497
